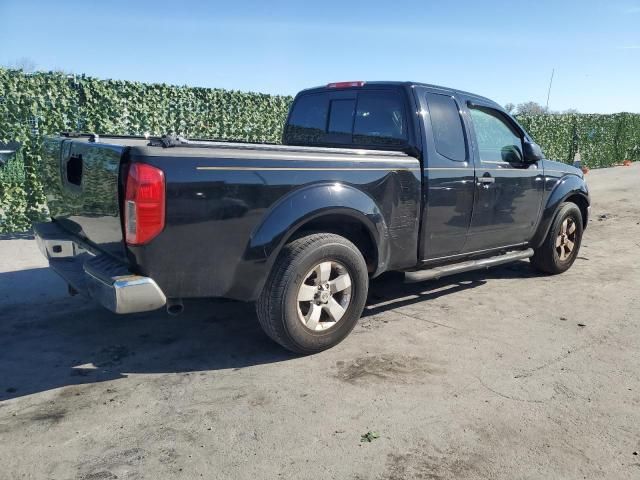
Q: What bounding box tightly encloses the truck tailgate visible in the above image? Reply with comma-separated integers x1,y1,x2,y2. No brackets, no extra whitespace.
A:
42,137,127,260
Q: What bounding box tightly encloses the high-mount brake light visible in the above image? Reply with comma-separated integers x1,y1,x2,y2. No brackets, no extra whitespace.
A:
124,163,165,245
326,81,366,89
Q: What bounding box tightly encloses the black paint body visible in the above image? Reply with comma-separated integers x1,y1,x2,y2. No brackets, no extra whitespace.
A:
41,82,590,301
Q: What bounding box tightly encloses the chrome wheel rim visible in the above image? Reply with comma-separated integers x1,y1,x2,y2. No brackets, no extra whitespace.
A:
556,217,577,261
296,261,352,331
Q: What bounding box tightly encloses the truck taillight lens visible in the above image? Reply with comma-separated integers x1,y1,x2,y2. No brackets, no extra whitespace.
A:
327,81,365,88
124,163,165,245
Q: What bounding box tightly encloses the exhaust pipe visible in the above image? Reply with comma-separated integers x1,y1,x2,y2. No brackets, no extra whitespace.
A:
166,298,184,316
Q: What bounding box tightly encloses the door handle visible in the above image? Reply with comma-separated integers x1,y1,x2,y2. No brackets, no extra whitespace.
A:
477,176,495,185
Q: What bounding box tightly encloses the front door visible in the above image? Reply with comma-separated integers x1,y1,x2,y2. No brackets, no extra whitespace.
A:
462,101,544,252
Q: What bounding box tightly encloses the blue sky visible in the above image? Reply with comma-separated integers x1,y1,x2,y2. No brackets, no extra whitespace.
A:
1,0,639,113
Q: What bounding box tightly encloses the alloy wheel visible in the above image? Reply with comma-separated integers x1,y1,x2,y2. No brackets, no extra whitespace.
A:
296,261,353,331
556,217,577,261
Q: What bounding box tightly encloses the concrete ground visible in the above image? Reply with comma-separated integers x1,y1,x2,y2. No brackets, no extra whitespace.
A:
0,164,638,480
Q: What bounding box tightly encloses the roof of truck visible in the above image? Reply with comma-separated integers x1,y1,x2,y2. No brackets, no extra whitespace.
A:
298,81,501,109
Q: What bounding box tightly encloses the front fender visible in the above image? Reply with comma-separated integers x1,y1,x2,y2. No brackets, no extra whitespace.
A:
227,183,390,300
530,174,589,248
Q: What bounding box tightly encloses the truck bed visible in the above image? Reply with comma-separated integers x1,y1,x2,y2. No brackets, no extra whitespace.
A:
42,134,422,300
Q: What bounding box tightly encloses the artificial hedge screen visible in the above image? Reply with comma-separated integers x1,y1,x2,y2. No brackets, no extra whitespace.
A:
0,69,638,232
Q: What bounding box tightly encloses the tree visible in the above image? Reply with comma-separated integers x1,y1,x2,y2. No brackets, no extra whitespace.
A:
5,57,37,73
516,101,548,115
504,101,579,115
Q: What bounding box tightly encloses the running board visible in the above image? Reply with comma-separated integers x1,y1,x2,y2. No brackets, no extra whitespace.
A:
404,248,534,283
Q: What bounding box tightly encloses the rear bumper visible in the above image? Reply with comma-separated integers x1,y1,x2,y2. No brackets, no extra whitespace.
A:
34,222,166,314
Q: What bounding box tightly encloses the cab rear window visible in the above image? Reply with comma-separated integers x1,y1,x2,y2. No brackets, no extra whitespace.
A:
285,90,407,149
328,99,355,134
353,92,407,146
285,94,328,144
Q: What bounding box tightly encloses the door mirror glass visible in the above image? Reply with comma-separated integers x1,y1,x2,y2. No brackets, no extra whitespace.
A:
523,141,544,163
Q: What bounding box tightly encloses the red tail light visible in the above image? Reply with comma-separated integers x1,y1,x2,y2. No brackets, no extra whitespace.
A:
124,163,165,245
327,81,365,88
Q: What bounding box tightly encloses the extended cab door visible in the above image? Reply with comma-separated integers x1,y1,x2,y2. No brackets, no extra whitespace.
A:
417,88,475,260
461,98,544,252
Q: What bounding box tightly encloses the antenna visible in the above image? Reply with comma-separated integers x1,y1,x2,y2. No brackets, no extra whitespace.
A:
545,68,555,111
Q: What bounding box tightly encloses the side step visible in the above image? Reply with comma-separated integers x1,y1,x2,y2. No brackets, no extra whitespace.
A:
405,249,534,283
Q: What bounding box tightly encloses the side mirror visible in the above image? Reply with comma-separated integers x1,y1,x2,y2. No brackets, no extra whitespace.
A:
523,141,544,163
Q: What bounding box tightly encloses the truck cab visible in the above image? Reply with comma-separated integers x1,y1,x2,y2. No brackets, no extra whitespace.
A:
283,81,588,264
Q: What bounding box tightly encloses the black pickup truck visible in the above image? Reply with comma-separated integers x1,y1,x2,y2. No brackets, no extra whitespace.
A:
35,81,589,353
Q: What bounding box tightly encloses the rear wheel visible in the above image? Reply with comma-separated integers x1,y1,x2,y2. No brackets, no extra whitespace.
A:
256,233,369,354
530,202,583,274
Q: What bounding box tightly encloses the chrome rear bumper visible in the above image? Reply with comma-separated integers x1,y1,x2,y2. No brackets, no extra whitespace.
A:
34,222,166,314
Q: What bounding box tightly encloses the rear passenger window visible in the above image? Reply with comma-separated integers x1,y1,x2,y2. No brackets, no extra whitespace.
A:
353,92,407,146
425,93,467,162
286,94,328,144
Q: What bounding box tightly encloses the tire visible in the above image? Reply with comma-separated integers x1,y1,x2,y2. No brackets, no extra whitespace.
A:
530,202,583,274
256,233,369,354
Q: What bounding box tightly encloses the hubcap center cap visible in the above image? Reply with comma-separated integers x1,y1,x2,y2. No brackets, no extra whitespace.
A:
314,284,332,304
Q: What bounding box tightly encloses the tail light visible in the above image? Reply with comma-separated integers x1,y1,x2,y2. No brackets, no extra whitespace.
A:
124,163,165,245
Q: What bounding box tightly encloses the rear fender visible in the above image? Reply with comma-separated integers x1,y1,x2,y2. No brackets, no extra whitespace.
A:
227,183,389,300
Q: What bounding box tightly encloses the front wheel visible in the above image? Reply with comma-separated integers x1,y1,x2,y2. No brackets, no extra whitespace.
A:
530,202,583,274
256,233,369,354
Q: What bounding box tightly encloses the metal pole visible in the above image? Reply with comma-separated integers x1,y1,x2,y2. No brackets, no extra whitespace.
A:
546,68,555,111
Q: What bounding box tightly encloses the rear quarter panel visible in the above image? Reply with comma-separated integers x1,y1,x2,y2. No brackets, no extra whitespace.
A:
126,147,421,300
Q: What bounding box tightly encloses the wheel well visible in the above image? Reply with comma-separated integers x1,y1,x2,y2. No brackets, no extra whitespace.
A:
565,194,589,228
290,214,378,273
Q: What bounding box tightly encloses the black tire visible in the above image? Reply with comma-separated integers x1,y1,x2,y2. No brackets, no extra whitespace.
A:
530,202,583,274
256,233,369,354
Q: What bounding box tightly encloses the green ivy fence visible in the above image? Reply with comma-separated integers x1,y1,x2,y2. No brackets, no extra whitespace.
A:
0,69,293,232
517,113,640,168
1,68,639,233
